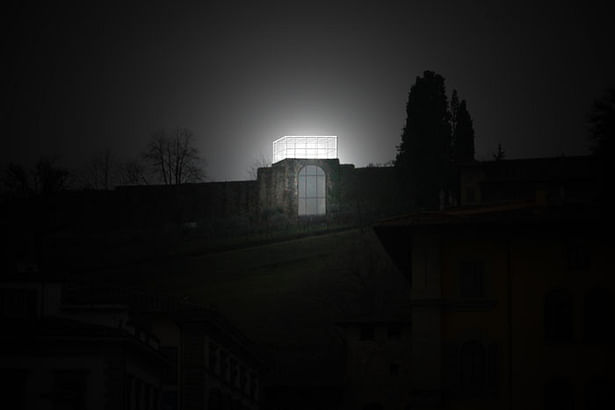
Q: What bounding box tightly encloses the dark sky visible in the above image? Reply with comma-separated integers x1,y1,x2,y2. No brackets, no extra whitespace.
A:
4,0,614,181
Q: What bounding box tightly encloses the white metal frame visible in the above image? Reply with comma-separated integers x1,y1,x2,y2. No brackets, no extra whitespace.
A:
272,136,337,163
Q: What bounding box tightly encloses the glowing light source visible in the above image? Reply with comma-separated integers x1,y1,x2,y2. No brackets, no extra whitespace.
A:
272,136,337,163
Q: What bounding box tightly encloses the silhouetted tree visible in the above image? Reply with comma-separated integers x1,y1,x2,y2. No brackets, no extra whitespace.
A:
395,71,452,209
587,88,615,157
452,97,475,163
2,163,31,196
116,158,150,185
2,158,70,197
493,143,505,161
34,157,70,195
80,149,114,190
587,89,615,205
443,91,477,205
450,90,460,133
144,128,205,185
246,153,269,180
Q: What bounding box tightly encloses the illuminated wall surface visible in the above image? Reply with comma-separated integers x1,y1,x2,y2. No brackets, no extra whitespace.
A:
272,136,337,163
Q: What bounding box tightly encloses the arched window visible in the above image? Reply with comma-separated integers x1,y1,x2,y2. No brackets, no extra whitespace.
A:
460,340,486,395
584,287,614,342
459,260,485,298
544,289,574,341
544,378,574,410
208,387,222,410
585,377,613,410
298,165,326,216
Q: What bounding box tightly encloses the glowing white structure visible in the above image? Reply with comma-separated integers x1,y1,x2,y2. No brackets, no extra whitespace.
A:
272,136,337,164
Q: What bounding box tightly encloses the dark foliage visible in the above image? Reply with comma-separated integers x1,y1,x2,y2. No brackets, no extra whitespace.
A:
2,158,69,198
587,89,615,205
588,88,615,157
144,128,205,185
395,71,452,209
452,99,475,164
493,144,505,161
395,71,476,209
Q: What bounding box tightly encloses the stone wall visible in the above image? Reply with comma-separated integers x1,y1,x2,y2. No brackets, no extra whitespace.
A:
257,159,343,217
29,160,404,232
115,181,258,227
112,160,404,227
256,159,404,221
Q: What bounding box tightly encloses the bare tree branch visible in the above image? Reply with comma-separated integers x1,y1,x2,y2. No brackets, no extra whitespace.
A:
144,128,205,185
246,153,270,180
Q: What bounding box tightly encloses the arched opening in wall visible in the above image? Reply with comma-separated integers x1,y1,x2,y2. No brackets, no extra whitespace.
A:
298,165,326,216
460,340,486,395
585,376,613,410
207,388,222,410
544,378,574,410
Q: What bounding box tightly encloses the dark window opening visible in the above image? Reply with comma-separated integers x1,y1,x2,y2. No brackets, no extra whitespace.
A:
161,346,178,384
126,376,133,410
239,365,247,391
153,388,159,410
460,341,486,396
209,343,219,374
545,289,574,341
250,375,258,401
585,377,613,410
465,186,476,203
208,388,222,410
144,384,151,410
487,342,500,396
545,378,574,410
460,261,485,298
388,325,402,339
220,351,229,381
567,241,590,270
360,325,375,341
584,288,614,342
230,358,238,386
135,379,142,410
0,369,27,410
0,288,37,318
52,370,88,410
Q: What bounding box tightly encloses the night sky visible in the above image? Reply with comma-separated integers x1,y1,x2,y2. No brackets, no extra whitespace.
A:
4,1,614,181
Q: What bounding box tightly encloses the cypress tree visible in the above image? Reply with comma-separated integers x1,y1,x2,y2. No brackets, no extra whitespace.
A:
452,99,475,163
395,71,452,209
450,90,460,135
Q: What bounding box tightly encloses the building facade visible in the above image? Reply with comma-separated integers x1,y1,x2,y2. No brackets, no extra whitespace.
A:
0,275,262,410
0,275,167,410
372,201,613,410
112,137,404,228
